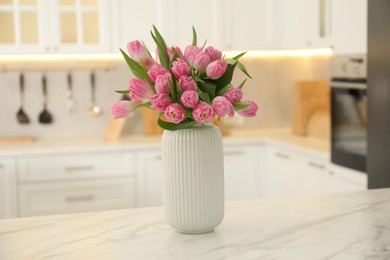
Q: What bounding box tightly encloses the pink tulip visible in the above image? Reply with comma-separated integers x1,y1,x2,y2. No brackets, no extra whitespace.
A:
181,90,199,108
172,58,190,79
212,96,234,117
184,45,202,65
127,40,149,63
111,100,135,118
206,60,228,80
155,74,172,94
224,87,243,103
237,100,258,117
164,103,186,124
144,57,156,70
193,52,211,74
192,102,214,124
167,46,184,61
148,64,170,83
205,46,222,61
150,93,172,112
128,78,154,103
178,76,197,91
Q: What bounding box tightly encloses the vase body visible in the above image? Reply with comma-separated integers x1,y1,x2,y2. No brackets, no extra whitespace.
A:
162,124,224,233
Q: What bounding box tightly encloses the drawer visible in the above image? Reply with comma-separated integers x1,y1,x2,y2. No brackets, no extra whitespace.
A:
18,178,136,217
18,152,134,182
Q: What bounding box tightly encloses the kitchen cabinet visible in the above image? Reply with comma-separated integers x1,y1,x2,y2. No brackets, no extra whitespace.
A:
17,151,136,217
265,143,367,197
110,0,163,53
278,0,367,54
136,150,164,207
0,0,110,54
221,0,276,50
0,158,17,219
224,144,265,200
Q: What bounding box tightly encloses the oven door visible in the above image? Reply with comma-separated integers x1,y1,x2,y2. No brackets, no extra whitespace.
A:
331,80,367,172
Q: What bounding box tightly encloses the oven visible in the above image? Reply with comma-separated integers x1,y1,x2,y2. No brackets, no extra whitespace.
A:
331,55,367,173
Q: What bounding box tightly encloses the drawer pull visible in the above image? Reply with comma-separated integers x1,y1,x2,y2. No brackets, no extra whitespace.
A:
275,152,290,159
308,161,325,170
65,165,94,172
224,150,244,156
155,155,162,160
65,195,94,202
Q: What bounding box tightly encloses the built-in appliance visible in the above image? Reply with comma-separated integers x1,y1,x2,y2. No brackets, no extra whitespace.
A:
331,55,367,173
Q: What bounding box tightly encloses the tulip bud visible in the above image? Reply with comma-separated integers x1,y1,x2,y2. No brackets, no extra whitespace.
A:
127,41,149,63
224,87,243,103
237,100,258,117
192,102,214,124
178,76,197,91
206,60,228,80
148,64,170,83
172,58,190,79
184,45,202,65
150,93,172,112
212,96,235,117
111,100,135,118
128,78,154,103
193,52,211,74
205,46,222,61
165,103,186,124
181,90,199,108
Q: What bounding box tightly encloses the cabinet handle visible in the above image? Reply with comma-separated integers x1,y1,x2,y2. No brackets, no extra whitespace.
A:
275,152,290,160
319,0,326,37
66,195,94,202
223,150,244,156
308,161,325,170
155,155,162,160
65,165,94,172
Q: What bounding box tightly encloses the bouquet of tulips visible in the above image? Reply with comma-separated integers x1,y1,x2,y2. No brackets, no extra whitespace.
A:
111,26,258,130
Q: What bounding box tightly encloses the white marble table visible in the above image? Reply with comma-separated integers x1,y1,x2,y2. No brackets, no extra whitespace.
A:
0,189,389,260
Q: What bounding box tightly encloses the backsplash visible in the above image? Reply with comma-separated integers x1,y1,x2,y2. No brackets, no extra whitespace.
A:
0,55,330,138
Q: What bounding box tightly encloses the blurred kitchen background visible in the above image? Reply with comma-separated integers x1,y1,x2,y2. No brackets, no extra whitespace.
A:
1,0,375,218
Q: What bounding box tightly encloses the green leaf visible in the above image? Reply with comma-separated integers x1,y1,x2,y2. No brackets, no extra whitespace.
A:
120,49,151,83
192,26,197,46
168,78,177,101
237,61,252,79
238,78,248,89
151,25,170,69
197,90,211,104
225,59,237,65
197,80,217,100
216,83,233,96
232,51,247,60
158,117,198,131
201,39,208,50
115,90,129,95
134,102,151,108
233,102,250,111
214,62,237,92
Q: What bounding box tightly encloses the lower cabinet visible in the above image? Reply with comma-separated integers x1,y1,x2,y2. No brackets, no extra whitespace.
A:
0,158,17,218
19,178,136,217
266,144,367,197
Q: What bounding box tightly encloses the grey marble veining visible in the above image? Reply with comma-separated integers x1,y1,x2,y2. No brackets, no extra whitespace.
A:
0,189,389,260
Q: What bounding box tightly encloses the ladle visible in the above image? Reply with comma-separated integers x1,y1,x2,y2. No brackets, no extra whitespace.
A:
38,74,53,124
16,73,30,124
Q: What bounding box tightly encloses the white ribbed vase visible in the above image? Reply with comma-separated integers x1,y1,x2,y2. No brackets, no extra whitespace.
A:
162,124,224,234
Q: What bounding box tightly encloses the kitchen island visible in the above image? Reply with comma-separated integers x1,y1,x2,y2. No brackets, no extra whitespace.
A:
0,189,389,260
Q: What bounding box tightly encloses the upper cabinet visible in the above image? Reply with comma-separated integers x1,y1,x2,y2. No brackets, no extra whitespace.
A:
0,0,110,54
278,0,367,54
221,0,276,51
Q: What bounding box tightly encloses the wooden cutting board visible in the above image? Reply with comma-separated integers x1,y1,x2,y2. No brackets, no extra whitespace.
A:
292,80,330,136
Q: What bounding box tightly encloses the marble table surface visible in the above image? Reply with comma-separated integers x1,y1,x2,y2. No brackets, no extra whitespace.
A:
0,189,389,260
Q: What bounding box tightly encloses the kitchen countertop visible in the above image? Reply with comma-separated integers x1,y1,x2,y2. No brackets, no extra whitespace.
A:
0,188,388,260
0,128,330,157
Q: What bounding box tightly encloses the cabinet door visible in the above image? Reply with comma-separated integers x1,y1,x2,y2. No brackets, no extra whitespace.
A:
330,0,367,54
266,146,303,197
0,0,46,53
136,150,164,207
110,0,163,52
224,144,264,201
222,0,276,50
0,159,17,218
165,0,220,48
329,164,367,192
49,0,109,53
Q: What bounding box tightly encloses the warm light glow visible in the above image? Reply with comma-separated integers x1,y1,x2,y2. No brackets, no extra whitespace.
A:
0,48,333,70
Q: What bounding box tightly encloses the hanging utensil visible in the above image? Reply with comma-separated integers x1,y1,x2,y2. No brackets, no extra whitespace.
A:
66,72,76,112
16,73,30,124
87,71,102,116
38,74,53,124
